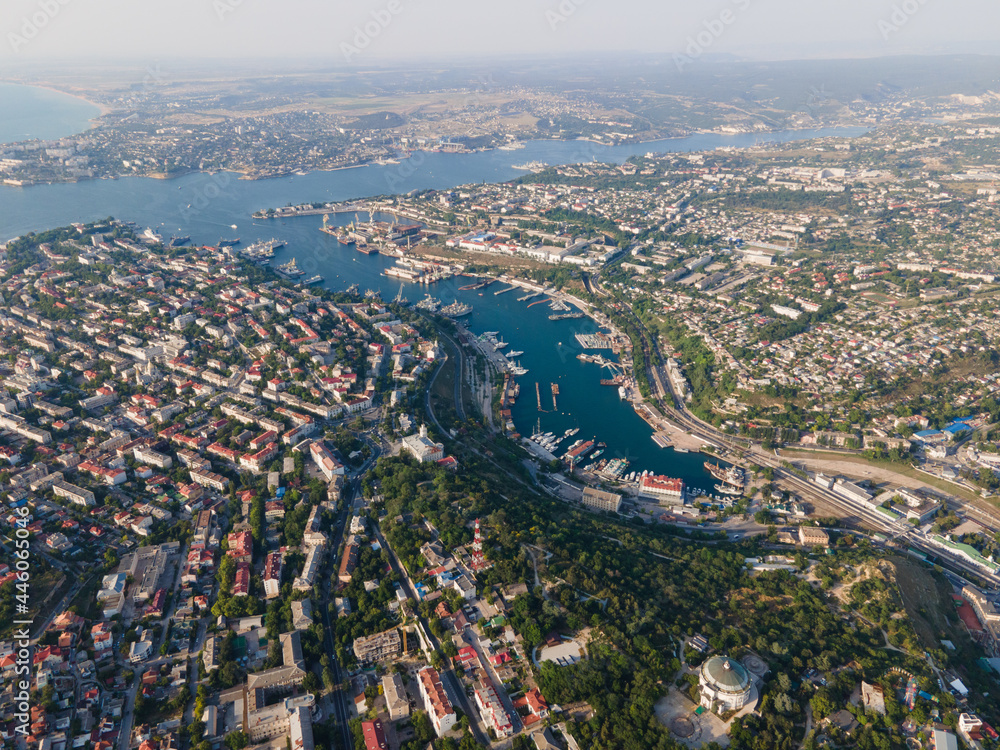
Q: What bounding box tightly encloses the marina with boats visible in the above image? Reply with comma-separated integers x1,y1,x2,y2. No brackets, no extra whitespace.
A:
225,224,725,498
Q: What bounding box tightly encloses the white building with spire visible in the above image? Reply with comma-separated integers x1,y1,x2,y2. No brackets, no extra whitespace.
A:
401,425,444,463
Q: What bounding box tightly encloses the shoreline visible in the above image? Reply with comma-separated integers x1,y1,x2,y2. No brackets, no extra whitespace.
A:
0,120,870,191
2,80,112,121
457,270,688,455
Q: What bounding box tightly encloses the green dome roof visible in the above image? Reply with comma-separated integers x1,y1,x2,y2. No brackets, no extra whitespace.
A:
702,656,751,693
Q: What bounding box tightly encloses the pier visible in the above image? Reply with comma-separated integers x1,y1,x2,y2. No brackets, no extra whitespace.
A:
575,332,614,349
517,291,541,302
535,382,545,412
494,286,517,295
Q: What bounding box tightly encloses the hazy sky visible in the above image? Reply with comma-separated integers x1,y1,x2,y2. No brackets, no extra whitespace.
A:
3,0,999,63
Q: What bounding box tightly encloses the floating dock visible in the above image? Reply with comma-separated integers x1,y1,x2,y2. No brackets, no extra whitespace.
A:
527,298,554,309
551,383,559,411
652,432,673,449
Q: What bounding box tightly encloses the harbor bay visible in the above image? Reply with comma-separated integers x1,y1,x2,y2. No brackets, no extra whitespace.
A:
0,126,864,497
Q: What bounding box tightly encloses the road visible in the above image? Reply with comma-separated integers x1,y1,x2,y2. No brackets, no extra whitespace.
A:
461,627,523,737
418,311,468,428
118,543,188,750
369,523,491,746
321,473,366,750
316,435,385,750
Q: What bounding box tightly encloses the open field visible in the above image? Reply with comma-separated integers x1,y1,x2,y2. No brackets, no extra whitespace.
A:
888,556,961,651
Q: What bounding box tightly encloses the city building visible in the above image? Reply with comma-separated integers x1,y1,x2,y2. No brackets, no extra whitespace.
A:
352,628,401,665
932,729,960,750
699,656,752,712
310,440,345,481
417,667,457,736
382,672,410,721
962,585,1000,655
582,486,622,513
473,676,514,738
362,719,388,750
798,527,830,547
289,705,314,750
293,544,325,592
400,425,444,463
860,682,885,715
264,551,282,598
639,474,685,504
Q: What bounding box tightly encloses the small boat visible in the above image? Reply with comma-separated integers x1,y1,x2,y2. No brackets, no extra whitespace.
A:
715,483,744,496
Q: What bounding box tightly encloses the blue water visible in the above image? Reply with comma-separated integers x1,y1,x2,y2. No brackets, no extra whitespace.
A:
195,211,734,495
0,127,867,240
0,83,100,145
0,108,868,492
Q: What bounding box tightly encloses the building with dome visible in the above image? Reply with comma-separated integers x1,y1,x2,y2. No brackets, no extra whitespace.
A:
699,656,752,712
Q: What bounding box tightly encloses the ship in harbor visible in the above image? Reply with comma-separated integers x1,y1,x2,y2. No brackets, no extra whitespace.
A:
304,275,324,285
414,295,442,312
705,461,745,488
715,483,744,496
509,362,528,376
242,238,284,260
275,258,305,278
512,161,550,172
440,300,473,318
218,237,240,247
505,350,524,358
